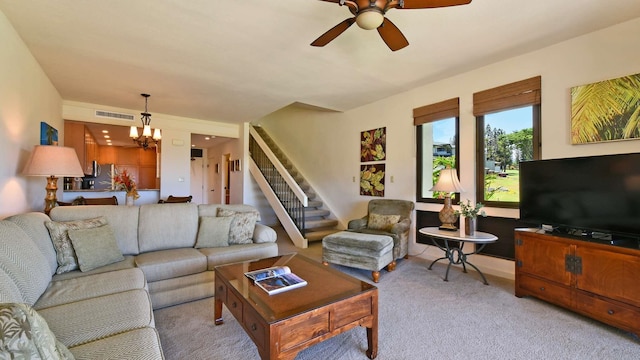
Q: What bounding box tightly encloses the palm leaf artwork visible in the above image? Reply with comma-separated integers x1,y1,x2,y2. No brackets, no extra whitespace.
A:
571,73,640,144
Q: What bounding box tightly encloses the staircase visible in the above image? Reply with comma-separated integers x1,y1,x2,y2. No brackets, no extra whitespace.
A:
251,126,341,243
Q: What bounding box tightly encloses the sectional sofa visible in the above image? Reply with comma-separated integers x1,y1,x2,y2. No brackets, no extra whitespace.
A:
0,203,278,359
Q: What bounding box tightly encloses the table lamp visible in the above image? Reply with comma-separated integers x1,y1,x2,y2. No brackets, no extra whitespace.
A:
430,167,464,231
22,145,84,215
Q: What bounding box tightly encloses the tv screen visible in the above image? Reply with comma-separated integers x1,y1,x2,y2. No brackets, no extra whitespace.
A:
519,153,640,238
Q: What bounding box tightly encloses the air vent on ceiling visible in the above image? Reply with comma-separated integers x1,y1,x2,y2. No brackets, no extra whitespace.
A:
95,110,135,122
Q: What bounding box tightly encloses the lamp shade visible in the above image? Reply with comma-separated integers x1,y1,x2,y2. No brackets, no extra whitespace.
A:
22,145,84,177
430,168,464,193
129,126,139,138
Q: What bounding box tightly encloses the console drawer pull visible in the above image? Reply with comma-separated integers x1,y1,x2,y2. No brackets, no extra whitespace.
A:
608,309,615,315
232,302,237,308
251,323,257,331
539,287,545,291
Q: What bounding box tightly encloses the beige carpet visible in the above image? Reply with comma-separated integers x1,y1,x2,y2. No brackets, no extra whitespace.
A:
154,230,638,359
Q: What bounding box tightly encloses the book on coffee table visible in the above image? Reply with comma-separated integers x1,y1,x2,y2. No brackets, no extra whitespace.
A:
245,266,307,295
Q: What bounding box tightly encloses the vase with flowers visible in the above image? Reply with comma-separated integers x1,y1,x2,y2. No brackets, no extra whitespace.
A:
111,168,139,205
455,199,486,236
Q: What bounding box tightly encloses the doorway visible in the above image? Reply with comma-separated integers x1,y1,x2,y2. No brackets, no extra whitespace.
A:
223,153,230,204
190,150,205,204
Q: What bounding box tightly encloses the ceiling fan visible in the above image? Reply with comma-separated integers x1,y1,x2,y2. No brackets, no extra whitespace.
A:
311,0,472,51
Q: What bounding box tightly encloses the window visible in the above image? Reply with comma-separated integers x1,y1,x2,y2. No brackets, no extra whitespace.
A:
415,98,460,203
474,77,541,208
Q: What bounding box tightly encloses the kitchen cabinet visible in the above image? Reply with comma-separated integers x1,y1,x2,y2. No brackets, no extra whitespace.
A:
515,229,640,337
64,122,86,173
99,147,117,164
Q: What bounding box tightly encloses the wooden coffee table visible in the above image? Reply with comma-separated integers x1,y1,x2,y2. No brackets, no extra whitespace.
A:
214,253,378,360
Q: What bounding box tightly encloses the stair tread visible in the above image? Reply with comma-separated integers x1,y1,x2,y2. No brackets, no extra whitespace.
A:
305,219,338,230
305,229,343,242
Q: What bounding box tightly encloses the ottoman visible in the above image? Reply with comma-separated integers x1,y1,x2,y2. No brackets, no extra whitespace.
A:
322,231,395,283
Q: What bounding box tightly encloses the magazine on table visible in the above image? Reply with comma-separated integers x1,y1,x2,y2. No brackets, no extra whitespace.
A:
245,266,307,295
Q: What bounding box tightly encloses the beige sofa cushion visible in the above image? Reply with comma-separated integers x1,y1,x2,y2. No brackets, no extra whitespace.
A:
198,204,262,221
51,256,136,282
0,269,23,303
0,221,52,305
135,248,207,282
45,217,108,274
35,268,147,310
216,208,258,245
68,225,125,272
50,206,141,256
69,327,163,360
0,303,75,359
6,212,58,275
138,203,199,253
195,216,232,248
198,242,279,270
39,289,154,348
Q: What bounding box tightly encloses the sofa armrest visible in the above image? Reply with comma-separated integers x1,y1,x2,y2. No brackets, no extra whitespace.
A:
253,224,277,243
390,218,411,235
347,217,368,230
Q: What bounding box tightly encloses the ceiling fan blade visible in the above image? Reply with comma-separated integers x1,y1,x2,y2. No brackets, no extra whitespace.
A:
400,0,472,9
311,18,356,47
377,18,409,51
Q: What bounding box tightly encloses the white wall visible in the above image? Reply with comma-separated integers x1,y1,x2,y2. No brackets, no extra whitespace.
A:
0,11,63,218
258,17,640,279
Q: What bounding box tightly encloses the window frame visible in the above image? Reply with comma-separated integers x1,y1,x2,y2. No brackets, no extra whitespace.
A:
473,77,542,208
414,98,461,204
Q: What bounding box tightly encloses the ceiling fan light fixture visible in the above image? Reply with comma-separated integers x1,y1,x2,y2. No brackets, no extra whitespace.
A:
356,10,384,30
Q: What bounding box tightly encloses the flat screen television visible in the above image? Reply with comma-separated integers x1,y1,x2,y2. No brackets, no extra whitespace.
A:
519,153,640,240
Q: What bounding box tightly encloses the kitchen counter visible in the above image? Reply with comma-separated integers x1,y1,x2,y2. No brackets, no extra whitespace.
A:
61,189,160,205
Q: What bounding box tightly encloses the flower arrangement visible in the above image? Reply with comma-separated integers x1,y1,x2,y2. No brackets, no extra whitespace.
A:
111,168,139,199
455,199,486,219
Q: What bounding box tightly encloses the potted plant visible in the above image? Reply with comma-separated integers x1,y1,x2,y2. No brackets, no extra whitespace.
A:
455,199,486,236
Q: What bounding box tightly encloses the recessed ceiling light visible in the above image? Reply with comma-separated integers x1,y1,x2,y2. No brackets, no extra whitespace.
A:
102,130,109,133
104,135,110,138
204,137,210,140
191,144,195,147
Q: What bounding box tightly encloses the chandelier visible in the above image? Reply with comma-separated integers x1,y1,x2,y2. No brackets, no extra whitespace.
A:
130,93,161,150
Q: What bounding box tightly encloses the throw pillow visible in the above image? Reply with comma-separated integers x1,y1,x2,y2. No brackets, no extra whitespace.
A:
45,217,108,274
68,224,125,272
216,208,258,245
0,303,75,359
368,213,401,232
194,216,233,248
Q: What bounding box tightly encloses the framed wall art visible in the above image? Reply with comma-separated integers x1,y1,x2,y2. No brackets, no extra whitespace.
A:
40,122,58,145
360,164,385,197
360,127,386,162
571,72,640,144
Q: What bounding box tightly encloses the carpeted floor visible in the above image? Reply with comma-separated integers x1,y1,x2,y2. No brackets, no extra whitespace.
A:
154,230,638,359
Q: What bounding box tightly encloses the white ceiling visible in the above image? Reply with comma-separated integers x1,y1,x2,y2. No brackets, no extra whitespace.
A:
2,1,640,124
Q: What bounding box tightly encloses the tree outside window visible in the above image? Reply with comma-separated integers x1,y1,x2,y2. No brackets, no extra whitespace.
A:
474,77,541,208
479,107,537,204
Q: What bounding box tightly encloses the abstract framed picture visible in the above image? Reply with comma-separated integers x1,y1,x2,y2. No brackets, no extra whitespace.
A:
360,164,385,197
360,127,386,162
571,73,640,144
40,122,58,145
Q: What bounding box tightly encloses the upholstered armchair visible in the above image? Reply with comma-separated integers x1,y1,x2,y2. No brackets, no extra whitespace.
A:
347,199,415,260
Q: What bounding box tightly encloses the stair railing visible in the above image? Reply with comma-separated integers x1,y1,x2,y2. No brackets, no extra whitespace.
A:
249,126,308,238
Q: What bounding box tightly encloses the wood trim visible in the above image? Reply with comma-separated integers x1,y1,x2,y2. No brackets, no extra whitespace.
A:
413,98,459,125
473,76,541,116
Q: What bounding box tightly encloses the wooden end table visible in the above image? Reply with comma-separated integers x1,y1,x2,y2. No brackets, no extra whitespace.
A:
214,254,378,360
419,227,498,285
